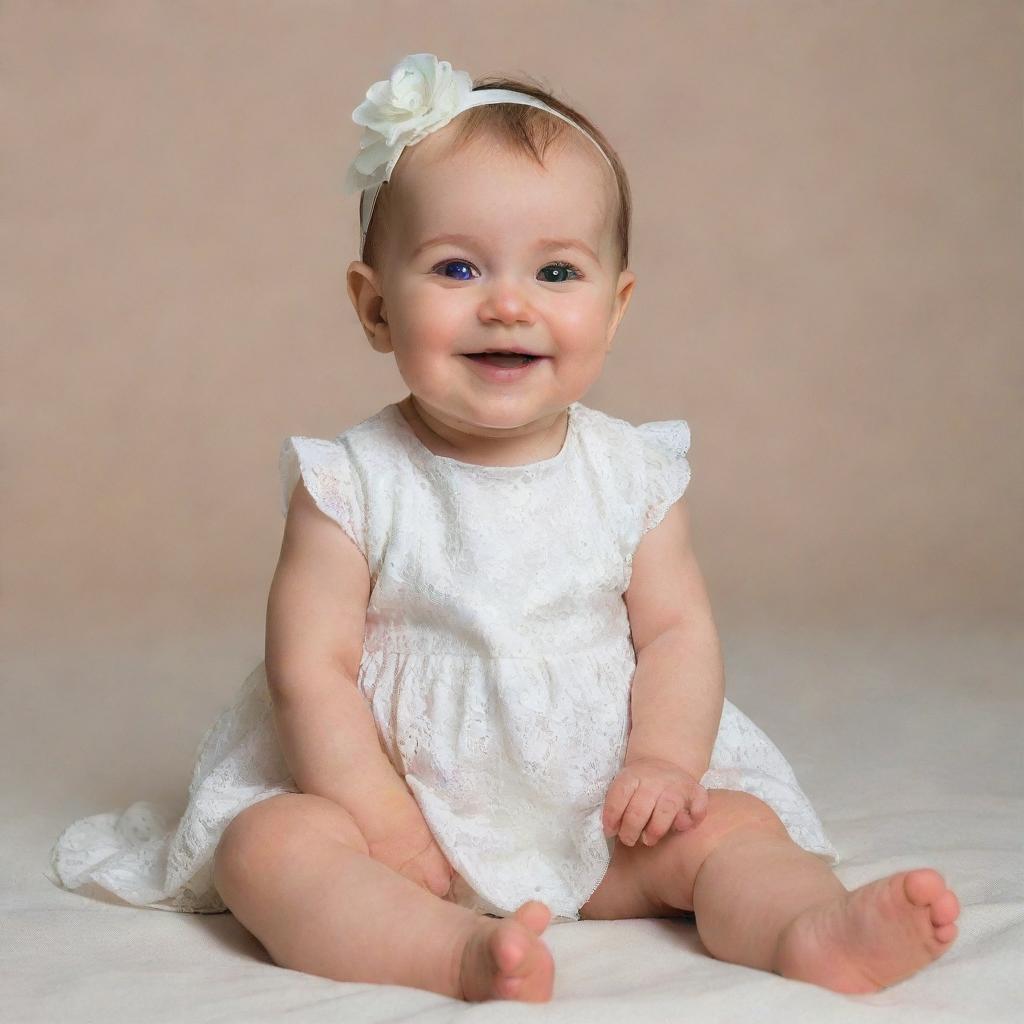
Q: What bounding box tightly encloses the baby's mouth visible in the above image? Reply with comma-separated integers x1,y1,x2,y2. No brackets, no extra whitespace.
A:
464,352,543,368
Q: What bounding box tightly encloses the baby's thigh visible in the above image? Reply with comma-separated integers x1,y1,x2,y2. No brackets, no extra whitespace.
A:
578,836,684,921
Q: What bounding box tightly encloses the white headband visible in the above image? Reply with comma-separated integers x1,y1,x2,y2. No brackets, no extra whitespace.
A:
344,53,615,260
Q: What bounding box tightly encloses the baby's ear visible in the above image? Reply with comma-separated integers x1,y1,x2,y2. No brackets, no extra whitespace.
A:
606,268,636,347
346,262,391,350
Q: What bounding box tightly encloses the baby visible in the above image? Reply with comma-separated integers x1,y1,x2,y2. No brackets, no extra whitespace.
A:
50,53,961,1003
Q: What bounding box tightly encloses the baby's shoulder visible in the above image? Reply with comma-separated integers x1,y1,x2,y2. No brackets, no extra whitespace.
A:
281,405,398,465
328,404,396,449
576,405,693,539
577,403,690,477
276,406,409,567
278,405,406,510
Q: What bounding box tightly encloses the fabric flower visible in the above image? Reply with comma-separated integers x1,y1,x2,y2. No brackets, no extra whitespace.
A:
344,53,475,194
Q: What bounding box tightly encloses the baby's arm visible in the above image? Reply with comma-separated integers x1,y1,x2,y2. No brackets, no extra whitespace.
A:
266,478,425,843
604,497,724,845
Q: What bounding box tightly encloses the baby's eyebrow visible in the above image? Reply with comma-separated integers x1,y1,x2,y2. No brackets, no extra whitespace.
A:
412,233,600,264
538,238,600,263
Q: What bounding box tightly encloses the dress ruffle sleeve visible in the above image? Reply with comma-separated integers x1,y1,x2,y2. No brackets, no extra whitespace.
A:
279,436,367,560
635,419,692,538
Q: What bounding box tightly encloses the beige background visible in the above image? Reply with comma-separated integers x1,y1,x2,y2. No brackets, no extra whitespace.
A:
5,6,1024,1018
3,2,1022,807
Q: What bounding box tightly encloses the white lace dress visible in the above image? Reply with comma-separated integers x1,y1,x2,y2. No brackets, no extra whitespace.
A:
49,400,838,922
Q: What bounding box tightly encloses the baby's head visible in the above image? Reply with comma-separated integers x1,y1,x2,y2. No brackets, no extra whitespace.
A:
346,57,636,435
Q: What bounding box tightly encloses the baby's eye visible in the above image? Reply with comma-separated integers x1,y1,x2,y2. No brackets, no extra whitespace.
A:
434,259,477,281
537,261,582,283
432,259,583,283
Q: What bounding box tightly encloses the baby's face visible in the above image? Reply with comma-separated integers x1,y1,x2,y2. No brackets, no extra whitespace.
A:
348,124,635,439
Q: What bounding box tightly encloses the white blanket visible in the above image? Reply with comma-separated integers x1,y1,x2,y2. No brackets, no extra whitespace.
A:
7,620,1022,1022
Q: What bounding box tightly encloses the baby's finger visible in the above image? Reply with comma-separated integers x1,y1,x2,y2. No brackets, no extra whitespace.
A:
602,776,640,838
642,794,681,845
672,806,696,832
618,788,658,847
689,784,709,825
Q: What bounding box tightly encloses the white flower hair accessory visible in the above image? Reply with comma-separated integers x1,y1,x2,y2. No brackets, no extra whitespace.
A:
345,53,615,258
344,54,474,195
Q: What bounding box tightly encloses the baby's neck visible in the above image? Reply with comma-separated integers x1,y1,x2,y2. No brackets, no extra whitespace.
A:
398,397,569,468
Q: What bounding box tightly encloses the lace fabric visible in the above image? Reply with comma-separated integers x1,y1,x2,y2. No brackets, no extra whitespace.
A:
49,401,837,920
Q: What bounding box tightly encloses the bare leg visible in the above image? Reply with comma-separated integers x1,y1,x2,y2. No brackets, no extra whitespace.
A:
692,832,960,992
587,789,960,993
213,794,555,1001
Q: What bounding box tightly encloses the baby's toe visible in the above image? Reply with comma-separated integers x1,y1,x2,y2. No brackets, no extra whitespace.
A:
930,889,960,927
492,928,530,974
903,868,946,907
516,900,552,934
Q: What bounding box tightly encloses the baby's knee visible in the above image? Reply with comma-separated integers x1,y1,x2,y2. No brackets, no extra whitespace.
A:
702,789,790,847
214,793,369,898
214,796,293,898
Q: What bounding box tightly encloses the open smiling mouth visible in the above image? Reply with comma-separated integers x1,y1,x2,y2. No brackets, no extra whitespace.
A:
463,352,544,367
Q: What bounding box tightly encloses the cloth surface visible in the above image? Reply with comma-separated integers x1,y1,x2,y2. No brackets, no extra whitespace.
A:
49,401,836,921
16,620,1022,1021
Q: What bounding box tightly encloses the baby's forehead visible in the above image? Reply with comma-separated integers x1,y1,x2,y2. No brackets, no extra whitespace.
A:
394,133,616,253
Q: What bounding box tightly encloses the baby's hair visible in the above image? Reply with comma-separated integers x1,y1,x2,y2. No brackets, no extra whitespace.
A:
360,73,632,273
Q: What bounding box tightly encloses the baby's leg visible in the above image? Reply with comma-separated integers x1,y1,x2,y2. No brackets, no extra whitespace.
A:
682,793,960,992
212,793,554,1002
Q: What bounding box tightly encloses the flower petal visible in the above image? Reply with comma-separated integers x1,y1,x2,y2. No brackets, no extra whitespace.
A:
343,54,477,194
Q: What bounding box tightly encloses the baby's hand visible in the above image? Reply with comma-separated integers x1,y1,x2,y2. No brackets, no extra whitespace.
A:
602,756,708,847
366,814,455,900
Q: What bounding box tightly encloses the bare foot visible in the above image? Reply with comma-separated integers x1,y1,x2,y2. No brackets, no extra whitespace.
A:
456,900,555,1002
773,868,960,993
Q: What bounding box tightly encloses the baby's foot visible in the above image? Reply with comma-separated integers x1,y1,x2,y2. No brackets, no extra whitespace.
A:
773,868,960,993
456,900,555,1002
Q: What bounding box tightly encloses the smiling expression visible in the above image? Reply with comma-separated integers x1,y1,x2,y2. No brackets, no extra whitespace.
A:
347,119,636,459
